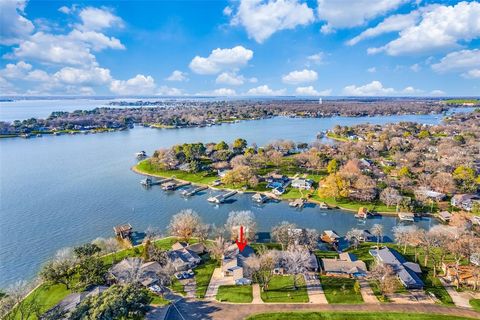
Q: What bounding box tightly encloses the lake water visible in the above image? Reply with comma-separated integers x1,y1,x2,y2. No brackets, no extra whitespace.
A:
0,105,474,288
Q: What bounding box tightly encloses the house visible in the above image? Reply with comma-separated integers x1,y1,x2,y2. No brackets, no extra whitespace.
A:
306,252,320,272
451,194,480,211
218,169,230,178
291,178,314,190
171,241,206,255
321,253,367,278
42,286,107,319
415,187,446,201
167,246,202,271
221,243,254,285
370,247,424,289
437,211,452,223
108,258,165,286
272,186,285,196
113,224,133,239
321,230,340,244
442,263,477,287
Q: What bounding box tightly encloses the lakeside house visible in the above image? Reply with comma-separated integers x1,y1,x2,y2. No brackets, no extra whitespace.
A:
167,242,203,271
321,230,340,244
415,187,446,201
108,258,165,287
113,224,133,239
370,247,424,289
42,286,108,319
221,243,254,285
321,253,367,278
442,263,477,287
291,178,313,190
437,211,452,223
451,194,480,211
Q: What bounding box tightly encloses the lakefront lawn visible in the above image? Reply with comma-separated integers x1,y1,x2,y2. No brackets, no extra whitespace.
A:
260,275,309,303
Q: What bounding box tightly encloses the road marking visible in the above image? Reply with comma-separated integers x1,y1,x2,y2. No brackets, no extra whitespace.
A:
172,301,186,320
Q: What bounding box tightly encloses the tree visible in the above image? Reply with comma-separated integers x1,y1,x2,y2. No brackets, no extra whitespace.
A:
370,224,383,248
149,246,169,266
221,165,258,188
168,209,202,241
225,210,257,241
283,247,311,290
0,281,43,320
70,284,151,320
327,159,339,173
142,239,152,261
453,165,477,192
214,141,229,151
74,243,101,260
345,228,364,249
40,259,76,290
271,221,297,250
77,257,107,287
208,236,227,261
431,172,456,194
245,249,280,292
233,138,247,153
318,173,350,200
380,187,401,208
369,264,397,298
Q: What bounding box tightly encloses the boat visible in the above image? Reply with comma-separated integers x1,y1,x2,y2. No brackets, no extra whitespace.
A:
355,207,368,219
252,193,268,203
398,212,415,222
135,151,147,158
140,178,153,186
162,182,177,191
318,202,329,209
289,198,305,208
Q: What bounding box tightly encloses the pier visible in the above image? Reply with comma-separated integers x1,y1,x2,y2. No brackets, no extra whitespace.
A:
140,177,173,186
162,181,191,191
289,198,306,208
182,185,209,197
208,190,237,204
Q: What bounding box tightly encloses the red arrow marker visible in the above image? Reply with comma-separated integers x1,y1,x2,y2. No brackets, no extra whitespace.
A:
236,225,247,252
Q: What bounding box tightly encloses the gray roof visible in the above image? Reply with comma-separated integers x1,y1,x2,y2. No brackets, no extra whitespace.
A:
370,247,424,289
322,253,367,276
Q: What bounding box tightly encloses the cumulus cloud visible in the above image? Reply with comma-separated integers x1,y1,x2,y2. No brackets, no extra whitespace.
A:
295,86,331,96
282,69,317,84
431,49,480,76
166,70,188,81
215,72,245,86
317,0,408,34
110,74,156,95
230,0,315,43
0,0,34,45
212,88,237,96
189,46,253,75
368,2,480,55
52,66,112,85
401,86,423,94
430,89,446,96
462,69,480,79
246,85,286,96
78,7,124,31
343,80,395,96
157,86,183,96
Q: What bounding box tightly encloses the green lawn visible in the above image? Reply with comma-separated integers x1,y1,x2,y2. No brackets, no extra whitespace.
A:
320,276,363,304
216,285,253,303
369,280,392,302
314,250,339,259
135,160,218,185
260,275,309,303
347,243,454,305
170,277,186,296
247,312,477,320
13,283,71,319
310,196,397,213
470,299,480,312
194,257,218,298
149,292,170,305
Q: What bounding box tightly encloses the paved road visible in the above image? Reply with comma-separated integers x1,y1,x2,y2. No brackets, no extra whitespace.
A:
164,299,480,320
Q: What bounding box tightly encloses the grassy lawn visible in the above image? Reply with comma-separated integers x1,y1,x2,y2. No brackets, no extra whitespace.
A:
216,285,253,303
470,299,480,312
347,243,454,305
320,276,363,304
194,257,218,298
314,250,339,259
310,195,397,213
13,283,71,319
260,275,309,303
250,242,283,253
135,160,218,185
149,292,170,306
170,277,186,296
247,312,476,320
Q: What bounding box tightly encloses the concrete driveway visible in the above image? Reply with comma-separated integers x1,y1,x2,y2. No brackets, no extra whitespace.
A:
204,267,234,300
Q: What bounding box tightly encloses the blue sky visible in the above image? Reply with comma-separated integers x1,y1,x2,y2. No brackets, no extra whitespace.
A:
0,0,479,96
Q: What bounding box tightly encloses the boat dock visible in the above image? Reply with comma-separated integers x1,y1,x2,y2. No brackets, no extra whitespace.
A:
208,190,237,204
182,185,209,196
162,181,191,191
289,198,306,208
398,212,415,222
140,177,173,186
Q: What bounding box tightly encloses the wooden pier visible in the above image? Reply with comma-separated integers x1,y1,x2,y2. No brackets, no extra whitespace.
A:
162,181,191,191
208,190,237,204
140,177,173,186
182,185,208,196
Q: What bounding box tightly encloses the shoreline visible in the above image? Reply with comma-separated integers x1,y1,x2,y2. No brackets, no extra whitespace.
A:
131,164,402,217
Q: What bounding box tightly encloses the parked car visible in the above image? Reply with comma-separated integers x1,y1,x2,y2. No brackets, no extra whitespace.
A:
175,272,184,280
148,284,163,294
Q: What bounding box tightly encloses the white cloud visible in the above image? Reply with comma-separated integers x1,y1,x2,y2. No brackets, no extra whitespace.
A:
249,77,258,83
110,74,156,95
343,80,395,96
68,30,125,51
78,7,124,31
317,0,407,34
157,86,183,96
462,69,480,79
0,76,18,95
53,66,112,85
430,89,446,96
212,88,237,96
246,85,286,96
189,46,253,75
0,0,34,45
282,69,317,84
215,72,245,86
1,61,32,79
223,6,233,16
367,67,376,73
369,2,480,56
347,9,422,45
307,52,325,65
166,70,188,81
295,86,331,96
58,6,72,14
401,86,423,94
230,0,315,43
431,49,480,75
24,69,50,82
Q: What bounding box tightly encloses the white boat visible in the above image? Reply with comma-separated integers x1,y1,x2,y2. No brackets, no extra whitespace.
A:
135,151,147,158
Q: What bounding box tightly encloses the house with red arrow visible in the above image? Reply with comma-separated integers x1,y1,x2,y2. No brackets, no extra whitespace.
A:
221,242,255,285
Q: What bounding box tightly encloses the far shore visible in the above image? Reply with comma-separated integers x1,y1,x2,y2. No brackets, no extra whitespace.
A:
131,164,403,217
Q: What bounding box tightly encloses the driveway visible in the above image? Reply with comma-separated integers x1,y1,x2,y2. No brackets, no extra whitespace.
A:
358,279,379,303
304,273,327,304
204,267,234,300
439,277,472,308
180,278,197,298
162,299,480,320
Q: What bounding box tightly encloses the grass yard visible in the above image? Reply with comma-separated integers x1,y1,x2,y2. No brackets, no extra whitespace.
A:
194,257,218,298
369,280,392,302
310,196,397,213
470,299,480,312
314,250,339,259
320,276,363,304
246,312,477,320
170,277,186,296
260,275,309,303
135,160,218,185
216,285,253,303
149,292,170,306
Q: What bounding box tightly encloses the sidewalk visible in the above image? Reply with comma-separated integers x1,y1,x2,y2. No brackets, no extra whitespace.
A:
252,284,263,304
358,279,379,304
304,273,328,304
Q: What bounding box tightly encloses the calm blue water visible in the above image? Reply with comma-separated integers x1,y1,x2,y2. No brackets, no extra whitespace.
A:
0,106,474,288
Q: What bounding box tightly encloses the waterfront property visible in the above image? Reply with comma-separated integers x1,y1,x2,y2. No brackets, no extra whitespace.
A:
108,258,164,287
113,224,133,239
451,194,480,211
221,243,254,285
321,253,367,278
167,243,202,271
370,247,424,289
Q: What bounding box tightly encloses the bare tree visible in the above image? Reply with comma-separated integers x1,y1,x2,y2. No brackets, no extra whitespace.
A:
380,187,401,208
225,210,257,241
0,280,42,320
168,209,202,241
369,264,397,298
370,224,384,248
207,236,227,261
283,246,311,290
345,228,364,249
271,221,297,250
245,250,280,291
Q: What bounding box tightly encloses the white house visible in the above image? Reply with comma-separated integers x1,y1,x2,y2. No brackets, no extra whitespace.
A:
291,178,313,190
